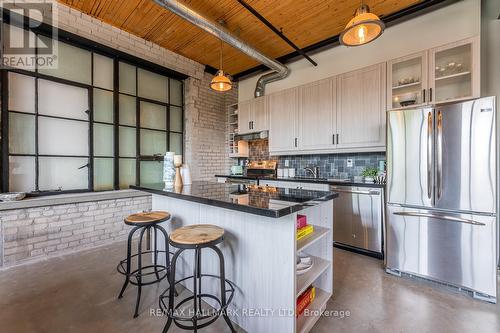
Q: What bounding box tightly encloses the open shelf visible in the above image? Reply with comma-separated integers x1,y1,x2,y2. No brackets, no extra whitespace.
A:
296,287,331,333
435,71,470,81
296,255,330,297
297,226,329,252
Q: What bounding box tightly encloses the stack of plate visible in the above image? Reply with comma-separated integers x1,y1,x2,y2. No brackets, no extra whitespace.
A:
296,252,314,275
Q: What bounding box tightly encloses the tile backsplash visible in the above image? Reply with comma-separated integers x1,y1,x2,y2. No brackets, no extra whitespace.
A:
247,139,385,179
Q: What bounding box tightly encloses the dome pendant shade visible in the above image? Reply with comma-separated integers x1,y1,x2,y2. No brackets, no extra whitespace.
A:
210,69,233,92
210,40,233,92
339,4,385,47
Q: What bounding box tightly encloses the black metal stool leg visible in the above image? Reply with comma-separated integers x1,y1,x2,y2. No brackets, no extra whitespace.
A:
197,248,202,311
157,225,178,297
192,247,200,333
211,245,236,333
163,248,184,333
133,226,148,318
153,226,160,280
118,226,140,299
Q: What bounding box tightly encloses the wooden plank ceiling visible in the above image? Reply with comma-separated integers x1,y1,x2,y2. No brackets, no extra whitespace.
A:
58,0,422,76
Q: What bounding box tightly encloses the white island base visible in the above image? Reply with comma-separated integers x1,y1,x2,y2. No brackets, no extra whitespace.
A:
153,194,333,333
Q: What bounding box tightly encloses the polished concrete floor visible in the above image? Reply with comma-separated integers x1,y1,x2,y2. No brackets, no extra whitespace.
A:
1,242,499,333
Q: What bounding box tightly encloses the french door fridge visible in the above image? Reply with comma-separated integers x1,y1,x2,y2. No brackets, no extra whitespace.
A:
386,96,497,302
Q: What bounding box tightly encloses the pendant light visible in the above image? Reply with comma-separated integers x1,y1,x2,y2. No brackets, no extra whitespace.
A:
339,2,385,47
210,40,232,92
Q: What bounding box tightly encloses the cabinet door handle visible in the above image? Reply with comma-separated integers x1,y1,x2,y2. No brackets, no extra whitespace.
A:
429,88,433,102
336,134,339,144
332,134,335,145
294,138,298,147
422,89,426,103
248,121,251,130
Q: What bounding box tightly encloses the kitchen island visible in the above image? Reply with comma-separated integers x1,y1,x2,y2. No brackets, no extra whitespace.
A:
132,181,337,333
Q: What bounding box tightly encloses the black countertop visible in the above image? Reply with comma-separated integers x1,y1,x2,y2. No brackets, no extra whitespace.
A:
215,174,385,189
132,181,338,218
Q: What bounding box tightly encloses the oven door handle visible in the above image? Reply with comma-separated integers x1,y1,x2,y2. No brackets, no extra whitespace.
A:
393,211,485,226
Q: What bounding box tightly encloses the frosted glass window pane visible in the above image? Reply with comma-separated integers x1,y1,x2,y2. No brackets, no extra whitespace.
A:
39,157,88,191
119,126,136,157
93,88,114,123
170,106,183,132
39,37,91,84
119,94,136,126
94,158,114,191
138,68,168,102
140,129,166,156
38,79,89,120
38,117,89,156
170,79,183,106
3,24,36,71
140,161,162,185
94,124,114,157
119,159,136,189
9,113,35,154
9,156,35,192
93,54,113,90
8,73,35,113
140,101,166,130
119,62,136,95
169,133,183,155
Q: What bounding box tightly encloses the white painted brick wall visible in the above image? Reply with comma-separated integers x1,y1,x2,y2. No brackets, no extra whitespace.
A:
2,2,237,182
0,195,152,268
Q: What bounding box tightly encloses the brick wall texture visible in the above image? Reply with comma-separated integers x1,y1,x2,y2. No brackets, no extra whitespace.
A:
0,2,235,267
0,195,151,268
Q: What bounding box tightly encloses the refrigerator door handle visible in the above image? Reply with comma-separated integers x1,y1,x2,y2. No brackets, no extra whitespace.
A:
437,110,443,200
393,211,486,226
427,111,433,199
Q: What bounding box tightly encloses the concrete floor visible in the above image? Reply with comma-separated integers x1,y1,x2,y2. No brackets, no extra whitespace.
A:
0,242,499,333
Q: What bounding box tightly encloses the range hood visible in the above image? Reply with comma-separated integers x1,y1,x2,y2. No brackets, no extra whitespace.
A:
235,130,269,141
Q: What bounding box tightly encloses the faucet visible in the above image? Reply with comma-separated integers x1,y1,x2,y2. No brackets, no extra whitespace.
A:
304,166,320,179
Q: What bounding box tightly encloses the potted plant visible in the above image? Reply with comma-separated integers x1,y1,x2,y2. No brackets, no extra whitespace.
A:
361,167,378,183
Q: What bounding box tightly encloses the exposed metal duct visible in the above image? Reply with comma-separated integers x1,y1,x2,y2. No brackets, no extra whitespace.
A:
153,0,290,97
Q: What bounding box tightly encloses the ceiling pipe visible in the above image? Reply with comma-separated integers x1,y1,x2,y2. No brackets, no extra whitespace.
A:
153,0,289,97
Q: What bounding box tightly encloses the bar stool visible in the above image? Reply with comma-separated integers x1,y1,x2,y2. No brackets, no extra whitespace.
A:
117,211,173,318
159,224,236,333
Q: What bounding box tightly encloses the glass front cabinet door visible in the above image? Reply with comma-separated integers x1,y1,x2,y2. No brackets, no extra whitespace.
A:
387,51,428,110
387,36,479,110
429,36,480,104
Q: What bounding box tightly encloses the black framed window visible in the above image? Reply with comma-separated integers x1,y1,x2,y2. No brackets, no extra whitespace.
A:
1,17,185,195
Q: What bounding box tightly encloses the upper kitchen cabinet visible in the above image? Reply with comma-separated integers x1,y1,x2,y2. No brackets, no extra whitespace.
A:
429,36,480,104
388,51,428,110
237,96,268,134
337,63,386,150
388,37,480,109
298,78,336,150
269,87,299,152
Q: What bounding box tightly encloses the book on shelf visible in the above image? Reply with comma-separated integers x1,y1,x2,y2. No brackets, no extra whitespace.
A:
297,214,307,229
296,285,316,317
297,224,314,241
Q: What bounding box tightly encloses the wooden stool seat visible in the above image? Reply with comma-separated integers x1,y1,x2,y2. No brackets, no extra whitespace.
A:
124,211,170,226
170,224,224,246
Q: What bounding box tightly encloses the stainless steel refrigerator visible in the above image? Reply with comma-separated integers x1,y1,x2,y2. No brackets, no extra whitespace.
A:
386,96,497,303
